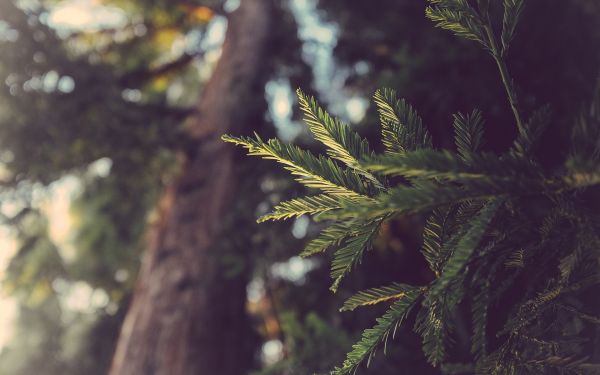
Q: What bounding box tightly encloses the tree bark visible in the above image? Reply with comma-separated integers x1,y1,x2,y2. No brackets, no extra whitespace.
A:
109,1,275,374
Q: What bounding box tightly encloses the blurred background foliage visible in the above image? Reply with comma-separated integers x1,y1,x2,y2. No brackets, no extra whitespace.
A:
0,0,599,374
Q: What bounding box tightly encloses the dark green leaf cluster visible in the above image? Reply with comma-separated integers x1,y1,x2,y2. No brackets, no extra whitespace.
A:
224,1,600,374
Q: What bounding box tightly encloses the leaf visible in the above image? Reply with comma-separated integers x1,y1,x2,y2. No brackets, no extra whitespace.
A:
415,295,455,366
373,88,432,153
333,286,423,374
330,219,384,292
422,207,454,277
258,194,343,223
333,183,470,220
341,283,418,312
453,109,485,161
336,173,552,221
452,199,485,228
471,286,490,362
569,81,600,166
222,134,371,201
300,220,360,257
363,149,537,181
512,105,551,157
426,2,488,48
501,0,525,55
429,199,501,299
504,249,525,268
365,149,472,179
297,89,382,188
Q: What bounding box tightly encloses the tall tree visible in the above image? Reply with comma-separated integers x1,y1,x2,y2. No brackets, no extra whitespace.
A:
109,0,276,374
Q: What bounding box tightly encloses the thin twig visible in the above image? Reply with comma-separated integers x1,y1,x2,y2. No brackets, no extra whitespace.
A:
482,22,525,135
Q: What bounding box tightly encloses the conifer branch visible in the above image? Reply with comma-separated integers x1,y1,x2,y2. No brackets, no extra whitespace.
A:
341,283,420,312
373,89,432,153
425,0,526,135
471,286,490,362
330,219,384,292
501,0,525,55
453,110,485,161
332,286,422,375
415,295,455,366
425,2,488,48
336,181,517,221
297,89,383,189
222,134,372,201
257,194,343,223
482,20,525,135
300,221,357,257
512,105,551,157
422,207,453,277
429,199,501,299
363,149,537,181
223,3,600,372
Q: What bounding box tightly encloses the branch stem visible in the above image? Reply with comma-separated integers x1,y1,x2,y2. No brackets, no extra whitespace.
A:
483,24,525,135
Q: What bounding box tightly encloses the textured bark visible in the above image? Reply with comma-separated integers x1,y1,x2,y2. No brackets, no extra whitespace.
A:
110,1,274,374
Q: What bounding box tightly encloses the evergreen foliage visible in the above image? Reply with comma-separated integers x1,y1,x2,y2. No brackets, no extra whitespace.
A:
225,1,600,374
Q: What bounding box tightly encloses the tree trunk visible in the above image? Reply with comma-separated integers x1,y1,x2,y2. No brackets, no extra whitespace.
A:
109,1,275,374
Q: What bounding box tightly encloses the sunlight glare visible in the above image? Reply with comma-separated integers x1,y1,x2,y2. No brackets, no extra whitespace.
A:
48,0,127,31
46,176,81,262
0,228,18,352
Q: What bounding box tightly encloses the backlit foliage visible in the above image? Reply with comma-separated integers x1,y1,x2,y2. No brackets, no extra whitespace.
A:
225,1,600,374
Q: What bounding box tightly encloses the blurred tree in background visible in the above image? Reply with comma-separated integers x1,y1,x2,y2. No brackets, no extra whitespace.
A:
0,0,599,374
